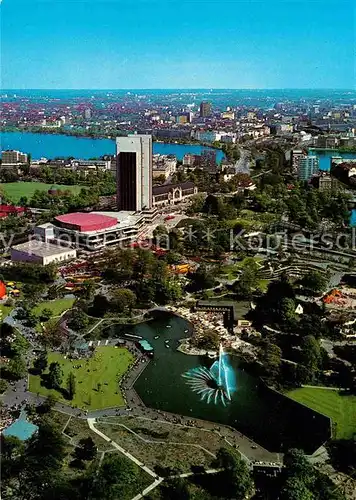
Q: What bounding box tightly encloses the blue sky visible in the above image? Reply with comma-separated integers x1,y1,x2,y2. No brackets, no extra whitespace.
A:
1,0,355,89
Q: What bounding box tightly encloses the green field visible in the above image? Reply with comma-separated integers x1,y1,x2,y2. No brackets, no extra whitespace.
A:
288,387,356,439
33,298,75,317
29,346,134,410
0,304,14,322
2,182,82,203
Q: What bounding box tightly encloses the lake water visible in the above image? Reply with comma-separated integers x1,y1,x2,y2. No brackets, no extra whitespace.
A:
308,149,356,171
0,131,225,162
105,311,330,454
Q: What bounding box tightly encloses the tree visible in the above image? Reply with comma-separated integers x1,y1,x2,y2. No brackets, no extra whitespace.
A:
67,372,76,400
68,309,90,332
187,193,205,214
280,477,314,500
81,280,96,301
33,351,48,374
47,284,62,299
39,308,53,322
0,378,8,393
26,311,38,328
233,265,259,299
279,297,297,326
298,313,329,339
88,454,139,499
327,438,356,476
214,447,254,500
188,264,216,291
9,334,29,357
262,341,282,381
193,329,220,350
39,394,58,413
42,320,65,348
6,356,27,380
74,437,97,461
300,335,321,377
283,448,314,483
0,322,14,339
48,362,63,389
153,225,169,247
301,270,328,295
91,294,111,317
1,435,25,480
110,288,136,314
24,418,67,494
161,478,191,500
22,282,46,301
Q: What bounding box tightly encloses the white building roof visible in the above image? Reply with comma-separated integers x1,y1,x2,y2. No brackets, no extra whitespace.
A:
11,240,76,258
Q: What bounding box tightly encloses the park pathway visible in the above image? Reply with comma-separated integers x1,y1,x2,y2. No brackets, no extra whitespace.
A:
87,417,159,478
301,385,344,390
130,479,164,500
87,417,163,500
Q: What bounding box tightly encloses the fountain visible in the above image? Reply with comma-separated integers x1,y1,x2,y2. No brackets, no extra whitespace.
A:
182,345,237,406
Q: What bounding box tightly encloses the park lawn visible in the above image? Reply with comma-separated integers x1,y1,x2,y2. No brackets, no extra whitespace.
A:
2,182,82,203
220,256,265,281
288,387,356,439
0,304,14,322
226,211,277,230
33,298,75,317
29,346,134,410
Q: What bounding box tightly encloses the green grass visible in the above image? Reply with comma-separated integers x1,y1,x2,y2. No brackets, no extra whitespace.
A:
288,387,356,439
29,346,134,410
2,182,82,203
33,298,75,317
226,210,277,231
0,304,14,322
219,257,264,281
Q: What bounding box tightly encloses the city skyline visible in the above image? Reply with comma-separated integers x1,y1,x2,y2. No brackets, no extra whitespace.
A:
1,0,355,90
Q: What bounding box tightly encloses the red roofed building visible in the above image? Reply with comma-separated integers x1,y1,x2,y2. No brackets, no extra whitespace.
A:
36,211,146,251
55,213,118,232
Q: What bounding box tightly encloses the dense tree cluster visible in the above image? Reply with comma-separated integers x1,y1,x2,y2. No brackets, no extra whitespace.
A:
0,262,57,284
96,247,183,306
1,416,143,500
0,323,28,380
251,181,350,229
278,449,346,500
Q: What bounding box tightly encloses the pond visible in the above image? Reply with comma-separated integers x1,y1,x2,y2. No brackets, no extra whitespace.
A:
104,311,330,454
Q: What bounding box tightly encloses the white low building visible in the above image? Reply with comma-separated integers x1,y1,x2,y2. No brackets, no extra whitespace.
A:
11,241,77,265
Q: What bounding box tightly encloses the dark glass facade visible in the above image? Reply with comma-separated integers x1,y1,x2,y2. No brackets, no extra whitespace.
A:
117,152,137,211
